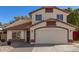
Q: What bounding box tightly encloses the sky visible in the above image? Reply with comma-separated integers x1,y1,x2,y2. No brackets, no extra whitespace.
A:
0,6,79,23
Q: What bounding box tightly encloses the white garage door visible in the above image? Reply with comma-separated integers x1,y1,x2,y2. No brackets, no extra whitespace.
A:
35,28,68,44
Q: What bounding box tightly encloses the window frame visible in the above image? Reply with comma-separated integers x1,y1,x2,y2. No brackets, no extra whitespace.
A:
60,14,63,20
57,14,63,20
35,14,42,21
12,31,21,39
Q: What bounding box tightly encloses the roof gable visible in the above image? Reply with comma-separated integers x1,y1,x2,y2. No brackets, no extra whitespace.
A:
5,19,32,30
6,22,32,30
29,6,70,16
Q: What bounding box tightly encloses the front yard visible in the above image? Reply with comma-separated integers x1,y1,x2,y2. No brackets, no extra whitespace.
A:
32,43,79,52
0,41,79,52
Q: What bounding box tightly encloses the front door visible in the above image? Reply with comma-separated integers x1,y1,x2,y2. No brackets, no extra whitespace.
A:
27,31,30,43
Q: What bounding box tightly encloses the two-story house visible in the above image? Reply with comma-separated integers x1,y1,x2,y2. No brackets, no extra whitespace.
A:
5,7,78,44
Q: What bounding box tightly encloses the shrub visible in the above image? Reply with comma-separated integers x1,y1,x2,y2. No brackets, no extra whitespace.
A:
7,41,11,45
1,39,6,42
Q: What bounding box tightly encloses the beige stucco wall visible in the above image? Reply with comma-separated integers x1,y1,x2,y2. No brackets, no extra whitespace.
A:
30,22,46,41
52,9,68,22
24,31,27,42
20,31,25,39
56,22,76,40
56,22,75,30
31,9,45,24
7,30,12,41
7,30,27,41
31,8,69,24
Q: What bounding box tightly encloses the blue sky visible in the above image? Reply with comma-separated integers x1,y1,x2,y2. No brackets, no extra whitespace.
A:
0,6,79,23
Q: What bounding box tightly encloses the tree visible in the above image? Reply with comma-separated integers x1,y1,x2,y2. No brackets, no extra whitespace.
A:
0,22,2,26
64,7,73,12
14,16,26,21
14,16,21,21
67,9,79,27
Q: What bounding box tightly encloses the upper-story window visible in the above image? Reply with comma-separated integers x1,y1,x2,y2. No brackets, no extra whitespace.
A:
35,14,42,21
45,8,53,13
57,14,63,20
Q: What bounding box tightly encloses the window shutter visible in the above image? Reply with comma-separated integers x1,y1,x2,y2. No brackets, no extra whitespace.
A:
57,15,59,19
60,14,63,20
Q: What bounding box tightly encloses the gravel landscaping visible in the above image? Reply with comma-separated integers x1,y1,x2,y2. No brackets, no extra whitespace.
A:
0,41,14,52
0,46,14,52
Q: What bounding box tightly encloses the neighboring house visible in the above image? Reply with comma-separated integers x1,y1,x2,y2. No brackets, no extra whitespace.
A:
0,26,3,40
0,25,7,40
5,7,78,44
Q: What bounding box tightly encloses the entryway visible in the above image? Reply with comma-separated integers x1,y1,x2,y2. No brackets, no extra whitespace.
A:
27,30,30,43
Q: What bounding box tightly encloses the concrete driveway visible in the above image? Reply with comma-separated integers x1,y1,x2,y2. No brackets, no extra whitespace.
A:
32,44,79,52
10,43,79,52
0,41,79,52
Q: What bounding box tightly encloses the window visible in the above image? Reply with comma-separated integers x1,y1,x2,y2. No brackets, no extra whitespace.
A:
12,32,16,39
35,14,42,21
12,32,21,39
57,14,63,20
47,21,56,26
45,8,53,13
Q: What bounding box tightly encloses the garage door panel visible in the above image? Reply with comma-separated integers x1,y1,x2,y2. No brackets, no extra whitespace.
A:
35,28,68,44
